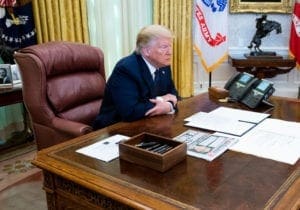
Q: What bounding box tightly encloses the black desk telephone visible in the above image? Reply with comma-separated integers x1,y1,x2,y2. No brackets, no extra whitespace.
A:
224,72,275,108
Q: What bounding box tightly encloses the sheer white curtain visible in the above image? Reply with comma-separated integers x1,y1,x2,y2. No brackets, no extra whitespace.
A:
87,0,153,77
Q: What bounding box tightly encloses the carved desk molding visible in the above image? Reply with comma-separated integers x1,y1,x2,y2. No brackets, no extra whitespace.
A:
229,55,296,79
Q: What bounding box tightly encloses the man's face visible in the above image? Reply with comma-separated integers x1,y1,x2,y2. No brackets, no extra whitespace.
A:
142,37,173,68
0,69,6,79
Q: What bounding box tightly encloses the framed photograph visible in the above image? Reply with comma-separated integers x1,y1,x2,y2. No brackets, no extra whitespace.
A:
0,64,13,89
11,64,22,85
229,0,293,13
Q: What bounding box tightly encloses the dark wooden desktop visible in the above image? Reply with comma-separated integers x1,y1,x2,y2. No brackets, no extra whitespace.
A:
32,93,300,210
0,85,23,106
229,55,296,79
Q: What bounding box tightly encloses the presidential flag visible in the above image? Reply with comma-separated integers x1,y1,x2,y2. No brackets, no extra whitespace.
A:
194,0,228,73
289,1,300,69
0,2,37,49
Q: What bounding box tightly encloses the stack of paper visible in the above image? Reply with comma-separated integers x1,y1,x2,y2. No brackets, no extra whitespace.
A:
184,107,270,136
230,118,300,165
76,134,130,162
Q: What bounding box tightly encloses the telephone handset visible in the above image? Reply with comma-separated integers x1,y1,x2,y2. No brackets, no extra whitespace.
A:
224,72,258,100
241,79,275,108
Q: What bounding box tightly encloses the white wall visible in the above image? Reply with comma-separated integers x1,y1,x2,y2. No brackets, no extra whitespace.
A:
194,13,300,98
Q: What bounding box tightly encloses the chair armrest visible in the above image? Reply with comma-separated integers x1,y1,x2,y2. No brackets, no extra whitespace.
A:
52,117,93,137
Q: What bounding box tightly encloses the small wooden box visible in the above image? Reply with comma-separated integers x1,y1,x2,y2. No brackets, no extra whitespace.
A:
119,132,187,172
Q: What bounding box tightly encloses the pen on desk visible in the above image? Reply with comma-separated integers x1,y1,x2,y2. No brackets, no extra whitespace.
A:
135,141,157,148
152,144,173,154
157,145,173,154
150,144,166,153
146,143,163,151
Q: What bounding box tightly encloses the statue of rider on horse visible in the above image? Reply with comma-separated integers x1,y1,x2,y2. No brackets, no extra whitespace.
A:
248,14,282,56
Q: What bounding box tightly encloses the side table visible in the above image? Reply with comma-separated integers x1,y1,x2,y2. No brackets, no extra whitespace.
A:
0,84,33,151
0,85,23,106
229,54,296,79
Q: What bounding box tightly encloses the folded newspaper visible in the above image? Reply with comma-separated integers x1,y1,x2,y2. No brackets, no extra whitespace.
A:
174,129,238,161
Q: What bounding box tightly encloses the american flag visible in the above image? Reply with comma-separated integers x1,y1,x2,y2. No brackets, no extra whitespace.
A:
289,0,300,69
0,0,16,7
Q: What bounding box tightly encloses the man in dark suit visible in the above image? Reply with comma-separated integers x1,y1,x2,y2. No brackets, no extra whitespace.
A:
93,24,179,130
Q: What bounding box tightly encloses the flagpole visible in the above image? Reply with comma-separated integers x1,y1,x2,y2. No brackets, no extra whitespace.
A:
194,1,228,88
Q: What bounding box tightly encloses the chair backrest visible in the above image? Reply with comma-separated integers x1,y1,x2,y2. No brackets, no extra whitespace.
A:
14,41,106,150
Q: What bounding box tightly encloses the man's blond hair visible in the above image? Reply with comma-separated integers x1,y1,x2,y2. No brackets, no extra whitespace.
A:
135,24,173,54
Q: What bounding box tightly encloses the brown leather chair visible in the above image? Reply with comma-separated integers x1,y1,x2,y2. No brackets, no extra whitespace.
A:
14,41,106,150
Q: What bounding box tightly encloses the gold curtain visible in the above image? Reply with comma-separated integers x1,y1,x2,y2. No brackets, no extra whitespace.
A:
31,0,89,44
153,0,193,98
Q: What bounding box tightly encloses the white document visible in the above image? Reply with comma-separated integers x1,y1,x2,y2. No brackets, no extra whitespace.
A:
184,107,270,136
174,129,238,161
230,118,300,165
76,134,130,162
185,111,256,136
209,107,270,123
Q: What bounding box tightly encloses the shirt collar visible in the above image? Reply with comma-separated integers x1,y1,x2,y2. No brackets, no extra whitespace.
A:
142,56,157,78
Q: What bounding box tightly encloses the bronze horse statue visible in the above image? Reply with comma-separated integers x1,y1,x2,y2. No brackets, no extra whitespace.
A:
248,15,282,55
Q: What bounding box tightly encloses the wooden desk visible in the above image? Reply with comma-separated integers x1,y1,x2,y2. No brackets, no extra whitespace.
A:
229,55,296,79
32,93,300,210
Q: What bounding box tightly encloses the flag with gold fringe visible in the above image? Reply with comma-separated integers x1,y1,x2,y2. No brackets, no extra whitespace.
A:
194,0,228,73
289,0,300,69
0,2,37,49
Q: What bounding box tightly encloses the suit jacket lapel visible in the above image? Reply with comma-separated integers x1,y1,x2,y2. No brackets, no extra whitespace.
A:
135,53,155,94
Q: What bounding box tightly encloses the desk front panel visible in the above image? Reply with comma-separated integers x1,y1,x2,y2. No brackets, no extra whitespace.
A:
34,93,300,209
